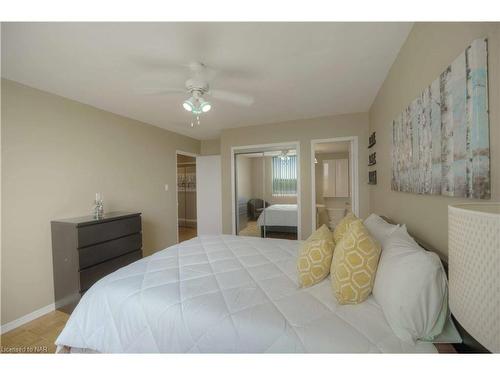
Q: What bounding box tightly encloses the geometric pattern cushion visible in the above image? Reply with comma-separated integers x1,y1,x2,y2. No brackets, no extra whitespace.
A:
297,225,335,288
332,212,358,244
307,224,335,244
331,220,381,304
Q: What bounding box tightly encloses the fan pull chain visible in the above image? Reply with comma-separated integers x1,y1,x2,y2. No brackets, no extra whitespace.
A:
190,114,201,128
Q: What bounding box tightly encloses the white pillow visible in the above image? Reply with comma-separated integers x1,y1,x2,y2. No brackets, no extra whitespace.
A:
363,213,399,244
373,225,448,342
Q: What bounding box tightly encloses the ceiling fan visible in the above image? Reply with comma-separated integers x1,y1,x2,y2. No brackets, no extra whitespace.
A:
143,62,254,127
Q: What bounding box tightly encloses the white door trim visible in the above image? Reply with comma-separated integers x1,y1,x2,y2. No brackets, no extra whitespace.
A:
175,150,198,243
230,141,301,239
310,136,359,233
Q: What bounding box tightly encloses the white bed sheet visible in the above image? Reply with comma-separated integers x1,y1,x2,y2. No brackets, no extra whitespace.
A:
257,204,298,228
55,235,436,353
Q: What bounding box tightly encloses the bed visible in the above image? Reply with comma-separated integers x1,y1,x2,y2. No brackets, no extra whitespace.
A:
256,204,298,238
55,235,436,353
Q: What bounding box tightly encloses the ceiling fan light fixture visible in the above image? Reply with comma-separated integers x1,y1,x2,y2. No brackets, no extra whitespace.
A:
183,99,194,112
142,61,254,128
279,150,290,161
200,100,211,113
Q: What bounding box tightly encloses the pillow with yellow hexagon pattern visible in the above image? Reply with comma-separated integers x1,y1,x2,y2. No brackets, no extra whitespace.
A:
333,212,359,244
297,225,335,288
331,219,381,304
307,223,334,243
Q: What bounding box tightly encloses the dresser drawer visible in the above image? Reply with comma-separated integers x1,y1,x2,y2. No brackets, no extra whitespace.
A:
78,233,142,270
77,215,141,248
79,250,142,292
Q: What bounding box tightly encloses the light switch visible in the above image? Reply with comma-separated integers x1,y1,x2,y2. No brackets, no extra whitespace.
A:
164,184,169,191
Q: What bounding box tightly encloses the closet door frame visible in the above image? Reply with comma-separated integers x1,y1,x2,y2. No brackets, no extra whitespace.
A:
230,141,301,239
175,150,199,243
310,136,359,233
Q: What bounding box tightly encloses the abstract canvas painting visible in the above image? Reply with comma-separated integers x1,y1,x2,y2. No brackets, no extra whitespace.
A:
391,38,490,199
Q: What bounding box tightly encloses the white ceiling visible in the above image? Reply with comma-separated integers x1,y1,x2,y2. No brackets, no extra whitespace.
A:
1,22,412,140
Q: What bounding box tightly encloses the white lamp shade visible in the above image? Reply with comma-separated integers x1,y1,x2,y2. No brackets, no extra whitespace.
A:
448,203,500,353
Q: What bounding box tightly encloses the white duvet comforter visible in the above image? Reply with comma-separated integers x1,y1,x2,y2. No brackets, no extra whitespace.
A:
56,235,436,353
257,204,297,228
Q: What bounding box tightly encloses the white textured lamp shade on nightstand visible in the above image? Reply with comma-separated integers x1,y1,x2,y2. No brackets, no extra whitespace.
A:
448,204,500,353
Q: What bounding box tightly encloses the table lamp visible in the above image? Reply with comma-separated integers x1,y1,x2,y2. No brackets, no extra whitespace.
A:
448,203,500,353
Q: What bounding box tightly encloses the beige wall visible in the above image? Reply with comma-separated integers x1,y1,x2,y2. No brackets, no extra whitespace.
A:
200,139,221,155
236,155,253,201
250,157,264,200
369,22,500,257
0,33,3,326
220,113,370,239
1,79,200,324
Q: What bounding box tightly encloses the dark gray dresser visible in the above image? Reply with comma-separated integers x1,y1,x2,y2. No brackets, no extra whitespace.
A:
51,212,142,312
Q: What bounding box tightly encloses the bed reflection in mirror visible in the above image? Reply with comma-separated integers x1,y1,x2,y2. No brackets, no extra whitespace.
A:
235,147,298,240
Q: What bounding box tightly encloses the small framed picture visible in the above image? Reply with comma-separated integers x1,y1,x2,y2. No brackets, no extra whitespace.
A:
368,132,376,148
368,152,376,166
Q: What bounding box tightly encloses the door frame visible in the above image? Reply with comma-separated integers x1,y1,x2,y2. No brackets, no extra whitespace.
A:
230,141,301,239
175,150,198,243
310,136,359,233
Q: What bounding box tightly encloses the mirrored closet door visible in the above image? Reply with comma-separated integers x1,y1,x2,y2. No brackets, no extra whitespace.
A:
234,146,298,240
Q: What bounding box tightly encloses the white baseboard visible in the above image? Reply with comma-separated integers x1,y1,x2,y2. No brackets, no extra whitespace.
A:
54,294,79,310
1,303,55,334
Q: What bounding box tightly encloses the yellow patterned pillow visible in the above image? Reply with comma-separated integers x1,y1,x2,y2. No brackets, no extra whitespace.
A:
297,225,335,288
331,220,381,304
333,212,358,244
307,224,334,243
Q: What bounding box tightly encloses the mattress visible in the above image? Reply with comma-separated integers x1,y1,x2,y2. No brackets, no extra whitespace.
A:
55,235,436,353
257,204,298,228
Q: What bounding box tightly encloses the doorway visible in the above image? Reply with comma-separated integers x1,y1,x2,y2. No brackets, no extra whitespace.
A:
311,137,359,232
177,152,197,242
231,142,301,240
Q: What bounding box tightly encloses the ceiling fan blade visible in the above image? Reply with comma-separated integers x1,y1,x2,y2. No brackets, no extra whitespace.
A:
208,89,254,106
140,88,186,96
130,56,188,72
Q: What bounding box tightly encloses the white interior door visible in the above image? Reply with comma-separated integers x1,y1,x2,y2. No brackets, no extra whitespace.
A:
196,155,222,235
